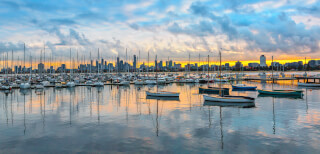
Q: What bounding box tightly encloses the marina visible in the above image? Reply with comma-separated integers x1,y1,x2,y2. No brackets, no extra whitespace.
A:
0,72,320,153
1,0,320,153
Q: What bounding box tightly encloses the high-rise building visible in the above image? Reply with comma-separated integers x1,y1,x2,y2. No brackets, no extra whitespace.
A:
38,63,44,73
133,55,137,71
235,61,242,70
260,55,267,67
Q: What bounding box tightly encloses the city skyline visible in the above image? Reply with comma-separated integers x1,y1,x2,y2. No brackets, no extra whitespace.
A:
0,0,319,62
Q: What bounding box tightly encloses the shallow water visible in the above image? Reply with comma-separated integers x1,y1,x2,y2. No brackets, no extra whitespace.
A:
0,81,320,153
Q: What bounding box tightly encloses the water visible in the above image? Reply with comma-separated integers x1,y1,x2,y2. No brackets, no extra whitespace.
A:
0,81,320,153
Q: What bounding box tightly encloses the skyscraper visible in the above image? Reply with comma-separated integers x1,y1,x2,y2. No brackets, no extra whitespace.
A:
260,55,267,67
133,55,137,71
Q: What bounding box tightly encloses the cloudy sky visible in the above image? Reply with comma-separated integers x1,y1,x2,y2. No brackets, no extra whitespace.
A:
0,0,319,64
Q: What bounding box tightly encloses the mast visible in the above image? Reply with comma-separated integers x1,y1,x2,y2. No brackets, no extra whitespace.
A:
156,55,158,92
11,50,13,77
219,50,222,96
97,48,100,76
40,50,42,78
147,51,149,78
272,56,274,90
90,51,92,76
44,44,45,75
23,43,25,75
207,54,209,85
30,55,32,82
70,48,72,81
188,52,190,77
198,53,200,75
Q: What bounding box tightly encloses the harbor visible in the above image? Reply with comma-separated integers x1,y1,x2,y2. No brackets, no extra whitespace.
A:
1,78,320,153
1,0,320,153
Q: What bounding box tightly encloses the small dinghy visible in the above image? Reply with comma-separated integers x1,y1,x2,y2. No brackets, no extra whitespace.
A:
199,87,229,95
232,84,257,90
257,89,303,96
297,82,320,87
146,91,179,97
203,95,255,103
204,101,255,108
146,96,180,101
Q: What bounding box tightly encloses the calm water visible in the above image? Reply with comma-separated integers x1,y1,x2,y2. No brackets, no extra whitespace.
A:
1,81,320,153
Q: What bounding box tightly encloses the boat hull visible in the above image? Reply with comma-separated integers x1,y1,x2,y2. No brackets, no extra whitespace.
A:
232,85,257,90
199,87,229,95
146,91,179,97
257,89,303,96
203,95,255,103
298,82,320,87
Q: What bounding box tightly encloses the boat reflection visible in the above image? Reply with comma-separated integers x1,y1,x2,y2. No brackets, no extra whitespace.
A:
146,96,180,101
232,89,257,92
203,101,255,108
257,94,303,99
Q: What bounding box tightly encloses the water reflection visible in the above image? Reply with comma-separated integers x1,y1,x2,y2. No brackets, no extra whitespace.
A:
0,80,320,153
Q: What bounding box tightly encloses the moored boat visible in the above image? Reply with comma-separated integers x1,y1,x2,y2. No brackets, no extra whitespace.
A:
146,91,179,97
257,89,303,96
297,82,320,87
203,95,255,103
232,84,257,90
199,87,229,95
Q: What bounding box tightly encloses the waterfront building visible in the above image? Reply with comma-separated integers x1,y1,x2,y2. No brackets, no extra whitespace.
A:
260,55,267,67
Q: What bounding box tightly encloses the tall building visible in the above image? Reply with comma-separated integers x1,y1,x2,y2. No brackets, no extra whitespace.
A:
133,55,137,71
235,61,242,70
38,63,44,73
260,55,267,67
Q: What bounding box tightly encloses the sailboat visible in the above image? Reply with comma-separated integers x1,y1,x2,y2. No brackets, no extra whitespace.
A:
21,54,32,89
258,56,303,96
231,84,257,90
146,55,179,97
66,49,75,88
203,49,255,103
199,53,230,95
92,48,104,87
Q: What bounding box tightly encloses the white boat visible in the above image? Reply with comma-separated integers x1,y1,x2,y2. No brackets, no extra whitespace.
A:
93,81,104,87
20,82,31,89
85,80,93,86
55,83,63,88
203,95,255,103
146,80,157,85
117,80,130,86
10,82,19,88
35,84,44,89
297,82,320,87
185,78,195,83
157,78,166,84
146,91,179,97
213,78,229,82
1,85,11,90
66,81,76,87
42,81,51,87
134,79,145,85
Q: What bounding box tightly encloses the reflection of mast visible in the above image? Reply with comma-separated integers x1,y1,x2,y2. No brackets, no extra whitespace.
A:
272,97,276,134
97,88,101,124
24,93,26,135
89,87,92,117
10,93,13,125
156,99,159,136
4,94,9,125
69,90,72,125
220,107,224,150
208,106,212,127
306,88,308,114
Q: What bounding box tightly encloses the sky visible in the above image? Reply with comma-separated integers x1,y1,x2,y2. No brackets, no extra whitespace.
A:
0,0,320,65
